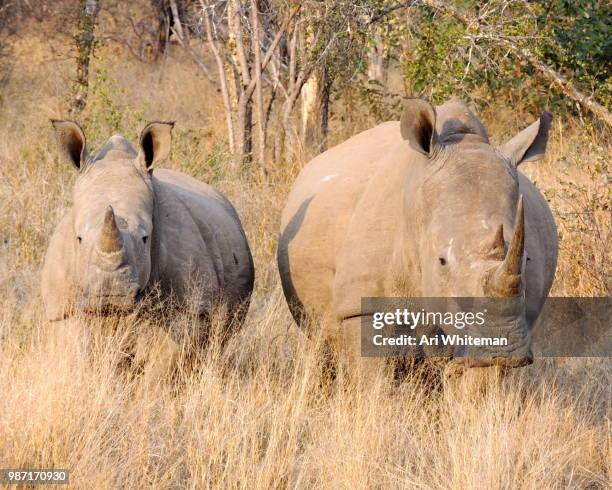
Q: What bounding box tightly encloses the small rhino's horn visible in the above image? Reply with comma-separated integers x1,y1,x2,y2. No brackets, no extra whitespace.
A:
487,223,506,258
492,224,505,251
98,206,123,254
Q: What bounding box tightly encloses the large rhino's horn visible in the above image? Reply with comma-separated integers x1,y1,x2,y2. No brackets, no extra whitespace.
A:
502,196,525,277
98,206,123,255
488,196,524,296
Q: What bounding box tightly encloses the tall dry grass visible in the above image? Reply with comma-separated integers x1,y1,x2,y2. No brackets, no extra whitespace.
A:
0,29,610,489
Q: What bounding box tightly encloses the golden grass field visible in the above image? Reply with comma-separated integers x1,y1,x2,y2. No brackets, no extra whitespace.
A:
0,29,610,488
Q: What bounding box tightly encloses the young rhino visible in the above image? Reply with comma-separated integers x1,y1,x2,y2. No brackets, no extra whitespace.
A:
42,121,254,326
278,98,558,368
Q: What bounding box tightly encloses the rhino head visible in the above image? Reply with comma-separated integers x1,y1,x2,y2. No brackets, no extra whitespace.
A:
400,99,552,367
51,120,174,314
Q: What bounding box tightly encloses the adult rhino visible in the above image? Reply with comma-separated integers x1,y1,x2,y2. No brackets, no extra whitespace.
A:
42,121,254,327
278,98,557,368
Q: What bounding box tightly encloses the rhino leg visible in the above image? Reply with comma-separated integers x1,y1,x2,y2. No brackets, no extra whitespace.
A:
45,317,93,362
134,323,180,389
338,315,387,381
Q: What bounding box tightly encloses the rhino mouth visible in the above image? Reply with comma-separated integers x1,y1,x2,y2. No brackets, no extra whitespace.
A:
452,353,533,368
447,324,533,368
79,288,143,316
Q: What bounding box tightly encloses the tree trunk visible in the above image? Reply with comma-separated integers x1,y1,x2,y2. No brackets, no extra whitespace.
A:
367,29,388,85
236,96,253,165
169,0,186,44
301,66,331,158
227,0,252,167
151,0,170,58
282,90,301,160
71,0,100,114
251,0,266,170
202,5,236,154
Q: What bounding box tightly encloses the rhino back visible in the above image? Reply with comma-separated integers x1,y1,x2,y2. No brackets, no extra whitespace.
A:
279,121,421,324
281,121,403,218
151,169,254,307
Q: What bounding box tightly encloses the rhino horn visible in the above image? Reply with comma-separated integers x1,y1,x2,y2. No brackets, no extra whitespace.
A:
489,197,524,296
98,206,123,255
493,223,505,250
502,196,525,277
487,223,506,258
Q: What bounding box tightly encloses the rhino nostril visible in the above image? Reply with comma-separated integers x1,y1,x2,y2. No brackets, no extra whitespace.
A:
134,289,143,303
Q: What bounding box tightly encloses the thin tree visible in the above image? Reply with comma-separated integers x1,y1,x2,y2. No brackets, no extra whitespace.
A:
71,0,101,114
270,1,367,159
198,0,299,168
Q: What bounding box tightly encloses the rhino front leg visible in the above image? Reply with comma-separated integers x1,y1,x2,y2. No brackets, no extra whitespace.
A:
46,317,93,363
337,315,387,382
134,323,180,390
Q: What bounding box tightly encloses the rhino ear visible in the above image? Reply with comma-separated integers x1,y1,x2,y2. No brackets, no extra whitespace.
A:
400,98,438,156
138,121,174,170
51,120,89,170
501,111,552,167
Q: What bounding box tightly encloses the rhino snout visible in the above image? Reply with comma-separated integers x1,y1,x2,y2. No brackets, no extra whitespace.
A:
79,277,142,314
452,347,533,369
451,324,533,369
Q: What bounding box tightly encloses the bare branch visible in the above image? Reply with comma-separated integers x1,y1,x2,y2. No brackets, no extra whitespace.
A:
202,2,236,154
171,25,216,83
422,0,612,128
243,6,300,101
169,0,185,42
251,0,266,168
229,0,251,85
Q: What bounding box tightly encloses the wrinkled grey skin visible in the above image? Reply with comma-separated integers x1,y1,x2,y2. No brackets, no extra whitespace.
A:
278,98,557,368
42,121,254,326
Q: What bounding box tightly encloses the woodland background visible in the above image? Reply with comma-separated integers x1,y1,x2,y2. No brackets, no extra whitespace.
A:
0,1,610,488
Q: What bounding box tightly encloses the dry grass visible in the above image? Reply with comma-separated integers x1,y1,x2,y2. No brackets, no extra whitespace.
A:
0,30,610,489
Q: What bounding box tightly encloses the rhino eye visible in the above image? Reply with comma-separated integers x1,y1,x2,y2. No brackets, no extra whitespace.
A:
76,236,82,244
439,257,447,266
142,235,149,244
